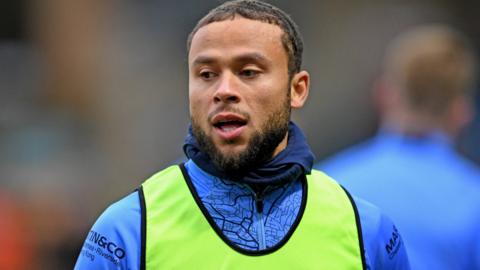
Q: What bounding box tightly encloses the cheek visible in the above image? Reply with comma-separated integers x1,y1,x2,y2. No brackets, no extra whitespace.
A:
189,90,210,120
250,83,288,112
247,97,279,126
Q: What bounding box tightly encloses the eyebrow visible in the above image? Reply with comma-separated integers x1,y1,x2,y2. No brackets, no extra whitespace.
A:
191,55,216,66
191,52,272,67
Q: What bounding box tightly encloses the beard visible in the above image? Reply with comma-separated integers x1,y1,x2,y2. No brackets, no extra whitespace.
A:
191,96,291,174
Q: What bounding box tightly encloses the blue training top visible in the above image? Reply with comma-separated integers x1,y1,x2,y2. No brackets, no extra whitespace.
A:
317,130,480,270
75,159,410,269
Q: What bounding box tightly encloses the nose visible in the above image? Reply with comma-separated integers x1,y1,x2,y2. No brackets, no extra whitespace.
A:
213,72,240,104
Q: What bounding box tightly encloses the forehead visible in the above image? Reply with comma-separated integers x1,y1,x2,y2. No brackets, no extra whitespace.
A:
188,17,287,63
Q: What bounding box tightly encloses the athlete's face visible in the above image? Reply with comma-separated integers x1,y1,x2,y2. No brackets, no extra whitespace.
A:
188,17,309,172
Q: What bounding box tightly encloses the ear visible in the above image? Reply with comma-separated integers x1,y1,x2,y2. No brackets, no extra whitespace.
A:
373,77,394,115
373,75,405,120
290,70,310,109
446,95,473,135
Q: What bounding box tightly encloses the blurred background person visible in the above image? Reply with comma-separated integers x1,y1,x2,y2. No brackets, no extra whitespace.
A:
316,25,480,270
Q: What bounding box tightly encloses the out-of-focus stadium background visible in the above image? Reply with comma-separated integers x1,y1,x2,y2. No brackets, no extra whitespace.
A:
1,0,479,268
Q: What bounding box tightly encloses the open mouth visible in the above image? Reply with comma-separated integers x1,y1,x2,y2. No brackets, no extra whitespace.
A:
212,114,248,140
213,119,247,131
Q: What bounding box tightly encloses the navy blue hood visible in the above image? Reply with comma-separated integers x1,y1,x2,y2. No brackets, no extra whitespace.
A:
183,122,315,186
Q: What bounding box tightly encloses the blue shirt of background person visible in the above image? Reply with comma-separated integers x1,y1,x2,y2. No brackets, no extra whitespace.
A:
316,25,480,270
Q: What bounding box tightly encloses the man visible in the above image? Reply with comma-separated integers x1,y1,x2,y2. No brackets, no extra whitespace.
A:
317,25,480,270
75,1,409,269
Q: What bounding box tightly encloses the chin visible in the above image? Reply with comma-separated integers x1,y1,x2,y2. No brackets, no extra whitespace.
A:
217,145,247,158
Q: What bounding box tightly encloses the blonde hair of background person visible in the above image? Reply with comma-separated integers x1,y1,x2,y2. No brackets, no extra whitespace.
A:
377,25,476,137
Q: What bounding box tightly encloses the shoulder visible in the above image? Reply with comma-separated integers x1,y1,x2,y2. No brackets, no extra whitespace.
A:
352,195,410,270
96,190,141,227
307,171,410,269
316,137,383,179
74,191,141,270
450,152,480,181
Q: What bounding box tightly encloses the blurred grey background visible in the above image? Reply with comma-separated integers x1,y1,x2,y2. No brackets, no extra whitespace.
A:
0,0,479,269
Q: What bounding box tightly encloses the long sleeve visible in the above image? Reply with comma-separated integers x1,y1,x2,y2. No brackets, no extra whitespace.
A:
355,196,410,270
74,192,141,270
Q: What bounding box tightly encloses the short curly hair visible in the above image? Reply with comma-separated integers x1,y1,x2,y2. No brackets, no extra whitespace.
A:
384,25,476,115
187,0,304,78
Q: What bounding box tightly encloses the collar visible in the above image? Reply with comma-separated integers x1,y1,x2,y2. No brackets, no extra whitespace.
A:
183,121,315,186
374,127,454,155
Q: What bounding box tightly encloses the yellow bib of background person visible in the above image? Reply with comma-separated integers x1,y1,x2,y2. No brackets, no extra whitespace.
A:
140,164,365,270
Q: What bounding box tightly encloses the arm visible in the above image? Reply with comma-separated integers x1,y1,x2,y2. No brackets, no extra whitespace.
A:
74,191,141,270
354,196,410,270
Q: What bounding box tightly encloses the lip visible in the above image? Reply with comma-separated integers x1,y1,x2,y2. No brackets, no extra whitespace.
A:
211,113,248,141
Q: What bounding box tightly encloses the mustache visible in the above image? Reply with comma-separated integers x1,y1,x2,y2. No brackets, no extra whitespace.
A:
207,106,250,122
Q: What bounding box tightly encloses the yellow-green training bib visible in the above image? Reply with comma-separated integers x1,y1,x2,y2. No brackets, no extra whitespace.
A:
139,164,366,270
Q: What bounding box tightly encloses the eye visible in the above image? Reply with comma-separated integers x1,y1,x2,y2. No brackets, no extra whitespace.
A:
199,71,217,80
239,69,260,78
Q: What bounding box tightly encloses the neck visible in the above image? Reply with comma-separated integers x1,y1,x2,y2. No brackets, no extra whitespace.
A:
271,132,289,158
382,111,453,138
184,121,315,186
